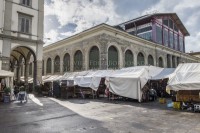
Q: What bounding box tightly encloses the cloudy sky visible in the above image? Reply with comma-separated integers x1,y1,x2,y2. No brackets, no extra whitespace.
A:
44,0,200,52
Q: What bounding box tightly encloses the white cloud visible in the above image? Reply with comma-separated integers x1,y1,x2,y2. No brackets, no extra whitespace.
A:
44,29,61,46
44,0,200,52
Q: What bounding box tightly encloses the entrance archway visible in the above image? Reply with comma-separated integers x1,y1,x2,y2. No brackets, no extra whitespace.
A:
10,46,37,90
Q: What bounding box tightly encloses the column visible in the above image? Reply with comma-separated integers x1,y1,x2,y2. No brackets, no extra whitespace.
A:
24,62,29,89
36,60,42,84
99,40,108,70
51,59,54,74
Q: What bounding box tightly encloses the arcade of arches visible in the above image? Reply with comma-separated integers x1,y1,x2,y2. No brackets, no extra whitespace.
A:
43,45,183,75
10,46,42,89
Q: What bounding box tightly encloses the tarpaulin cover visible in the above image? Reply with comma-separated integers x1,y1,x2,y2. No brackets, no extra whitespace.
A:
0,70,14,77
74,70,114,90
167,63,200,91
43,75,62,82
151,68,175,80
106,66,163,102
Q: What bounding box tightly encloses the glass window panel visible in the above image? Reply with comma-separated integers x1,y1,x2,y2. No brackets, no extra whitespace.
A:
163,29,168,46
163,19,168,26
156,25,162,44
138,31,152,41
174,34,178,50
169,19,173,29
179,37,183,52
169,32,173,48
25,19,29,33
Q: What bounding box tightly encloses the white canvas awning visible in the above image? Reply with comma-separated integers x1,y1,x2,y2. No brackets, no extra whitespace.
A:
106,66,163,102
43,75,62,82
74,70,114,90
151,68,175,80
0,70,14,77
167,63,200,91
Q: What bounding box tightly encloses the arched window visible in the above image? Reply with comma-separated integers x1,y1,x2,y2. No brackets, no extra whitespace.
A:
54,56,60,73
108,46,118,69
89,46,99,69
158,57,163,67
167,54,171,68
125,50,134,67
63,53,70,72
137,52,145,66
148,55,154,66
172,56,176,68
74,50,83,71
46,58,52,74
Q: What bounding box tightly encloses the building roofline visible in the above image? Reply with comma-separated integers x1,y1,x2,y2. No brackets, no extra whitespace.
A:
43,23,199,62
117,13,190,36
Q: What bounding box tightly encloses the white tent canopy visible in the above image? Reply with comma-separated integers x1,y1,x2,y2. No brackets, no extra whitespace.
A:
0,70,14,77
106,66,163,102
74,70,114,90
43,75,62,82
151,68,175,80
167,63,200,91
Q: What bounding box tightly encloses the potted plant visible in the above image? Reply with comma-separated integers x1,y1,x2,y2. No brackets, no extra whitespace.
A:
4,87,11,103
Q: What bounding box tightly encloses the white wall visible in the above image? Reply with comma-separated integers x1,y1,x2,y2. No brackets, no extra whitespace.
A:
11,0,39,40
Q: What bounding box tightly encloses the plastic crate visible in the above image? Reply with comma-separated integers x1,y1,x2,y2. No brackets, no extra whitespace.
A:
159,98,166,104
173,102,181,109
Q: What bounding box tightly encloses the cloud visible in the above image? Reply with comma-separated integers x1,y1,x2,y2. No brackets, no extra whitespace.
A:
44,29,61,46
44,0,200,52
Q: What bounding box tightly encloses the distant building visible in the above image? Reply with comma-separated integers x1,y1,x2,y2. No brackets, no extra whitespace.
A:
0,0,44,86
43,13,200,76
189,52,200,58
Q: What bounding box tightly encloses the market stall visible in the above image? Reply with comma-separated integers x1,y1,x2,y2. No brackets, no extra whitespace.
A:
105,66,163,102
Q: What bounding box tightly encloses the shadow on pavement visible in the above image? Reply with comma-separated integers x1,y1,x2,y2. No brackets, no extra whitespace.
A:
0,97,111,133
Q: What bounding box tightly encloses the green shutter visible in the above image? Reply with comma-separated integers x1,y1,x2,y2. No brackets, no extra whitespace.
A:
54,56,60,73
46,58,51,74
125,50,134,67
108,46,118,69
148,55,154,66
74,51,83,71
63,53,70,72
89,46,99,69
158,57,163,67
137,53,144,66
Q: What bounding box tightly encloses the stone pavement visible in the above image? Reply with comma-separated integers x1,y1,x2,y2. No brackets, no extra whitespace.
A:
0,96,200,133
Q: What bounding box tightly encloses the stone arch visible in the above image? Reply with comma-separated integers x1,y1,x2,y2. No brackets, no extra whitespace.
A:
54,55,60,73
74,50,83,71
167,54,171,68
46,58,52,74
148,54,154,66
125,49,134,67
108,45,119,69
137,52,145,66
89,46,100,69
158,57,164,67
63,53,70,72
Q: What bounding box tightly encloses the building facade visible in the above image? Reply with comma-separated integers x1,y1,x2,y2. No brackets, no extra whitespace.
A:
0,0,44,86
43,13,200,76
